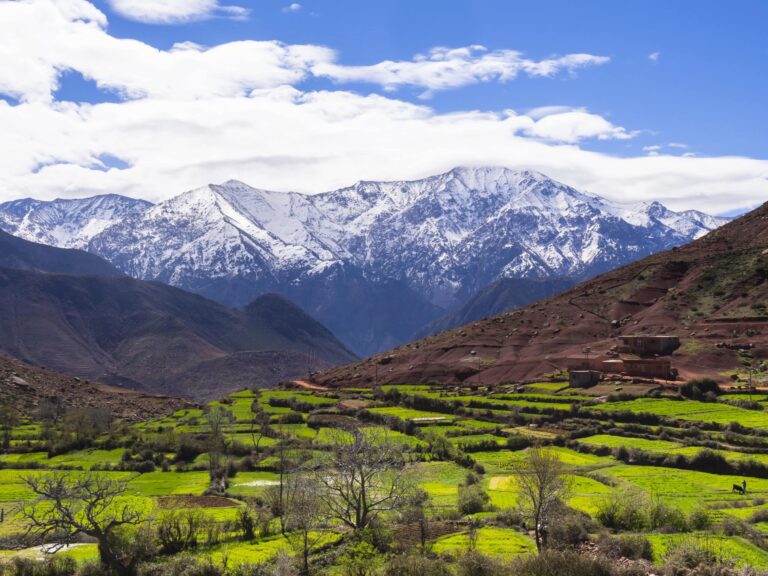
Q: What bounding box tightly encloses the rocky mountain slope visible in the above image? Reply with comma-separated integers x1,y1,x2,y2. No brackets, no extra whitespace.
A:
0,355,191,421
417,277,576,337
315,201,768,388
0,167,728,355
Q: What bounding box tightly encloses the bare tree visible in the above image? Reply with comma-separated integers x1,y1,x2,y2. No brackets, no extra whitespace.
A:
263,443,310,536
204,405,233,482
512,445,571,551
20,472,148,576
316,427,412,531
399,488,431,552
0,400,18,450
248,401,271,453
283,471,326,575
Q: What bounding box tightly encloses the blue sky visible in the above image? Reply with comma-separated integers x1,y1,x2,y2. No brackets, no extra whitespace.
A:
85,0,767,159
0,0,766,213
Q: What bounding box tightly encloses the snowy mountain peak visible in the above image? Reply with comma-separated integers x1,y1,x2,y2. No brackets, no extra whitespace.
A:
0,194,152,249
0,168,730,354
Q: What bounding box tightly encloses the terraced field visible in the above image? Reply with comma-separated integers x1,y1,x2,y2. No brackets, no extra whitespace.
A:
4,382,768,574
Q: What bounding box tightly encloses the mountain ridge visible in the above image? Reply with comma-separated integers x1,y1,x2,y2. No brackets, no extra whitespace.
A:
0,167,729,355
314,200,768,388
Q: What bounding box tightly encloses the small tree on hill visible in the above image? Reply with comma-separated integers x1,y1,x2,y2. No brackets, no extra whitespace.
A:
513,445,571,551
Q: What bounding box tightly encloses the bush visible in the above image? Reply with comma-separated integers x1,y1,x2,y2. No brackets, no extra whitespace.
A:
383,553,452,576
138,555,224,576
458,484,490,515
596,489,649,531
680,378,721,400
547,511,591,549
457,551,511,576
649,501,689,532
157,510,204,554
597,534,652,561
509,550,616,576
662,539,732,576
688,508,712,531
6,557,77,576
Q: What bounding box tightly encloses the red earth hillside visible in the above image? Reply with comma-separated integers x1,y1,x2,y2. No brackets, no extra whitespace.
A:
315,201,768,388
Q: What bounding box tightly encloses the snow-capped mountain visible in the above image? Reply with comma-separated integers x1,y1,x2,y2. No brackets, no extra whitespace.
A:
0,194,151,250
0,167,729,355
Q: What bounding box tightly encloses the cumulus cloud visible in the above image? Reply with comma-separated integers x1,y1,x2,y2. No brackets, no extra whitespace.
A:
0,0,765,215
282,3,302,13
313,46,610,97
515,109,637,143
107,0,249,24
0,0,331,102
648,51,660,62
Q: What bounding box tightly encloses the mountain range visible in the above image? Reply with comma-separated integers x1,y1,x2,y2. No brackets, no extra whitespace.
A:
0,167,729,356
0,231,355,399
315,200,768,388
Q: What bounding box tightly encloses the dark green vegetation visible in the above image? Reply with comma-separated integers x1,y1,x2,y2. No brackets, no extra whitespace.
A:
4,380,768,575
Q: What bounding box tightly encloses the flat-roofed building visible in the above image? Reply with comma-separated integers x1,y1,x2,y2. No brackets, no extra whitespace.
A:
618,335,680,356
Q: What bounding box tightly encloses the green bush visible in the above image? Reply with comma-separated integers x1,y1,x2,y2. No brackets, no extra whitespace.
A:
509,550,616,576
458,484,490,515
383,553,452,576
456,551,510,576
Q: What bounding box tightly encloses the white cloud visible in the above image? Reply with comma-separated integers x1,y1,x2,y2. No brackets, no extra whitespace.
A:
516,109,636,143
649,51,660,62
0,1,765,216
107,0,249,24
282,3,302,13
643,145,662,156
0,0,331,102
313,46,610,97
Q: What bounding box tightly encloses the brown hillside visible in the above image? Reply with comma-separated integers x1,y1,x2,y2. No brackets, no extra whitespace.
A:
316,201,768,387
0,355,192,421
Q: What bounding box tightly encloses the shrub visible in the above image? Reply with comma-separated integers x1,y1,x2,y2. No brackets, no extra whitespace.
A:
138,555,224,576
649,501,689,532
547,511,592,549
458,484,490,515
456,551,511,576
597,534,652,561
157,510,204,554
6,557,77,576
662,539,729,576
688,508,712,531
509,550,616,576
596,489,649,531
383,553,452,576
680,378,721,400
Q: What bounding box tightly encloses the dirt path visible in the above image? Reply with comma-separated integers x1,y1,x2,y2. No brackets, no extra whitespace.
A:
289,379,331,392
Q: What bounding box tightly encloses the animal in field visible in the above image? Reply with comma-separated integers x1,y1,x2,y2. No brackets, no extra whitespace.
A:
733,483,746,495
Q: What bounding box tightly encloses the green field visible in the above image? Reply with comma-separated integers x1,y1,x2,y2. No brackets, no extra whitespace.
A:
595,398,768,429
5,382,768,575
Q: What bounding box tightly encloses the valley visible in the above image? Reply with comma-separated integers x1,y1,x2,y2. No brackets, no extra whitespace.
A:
4,380,768,574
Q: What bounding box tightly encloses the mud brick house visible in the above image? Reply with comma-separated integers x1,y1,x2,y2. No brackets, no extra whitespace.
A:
618,335,680,356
